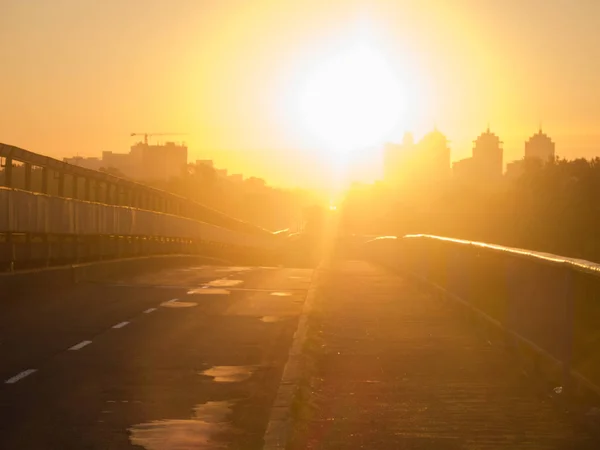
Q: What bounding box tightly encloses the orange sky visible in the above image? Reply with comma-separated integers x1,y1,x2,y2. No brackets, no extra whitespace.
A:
1,0,600,188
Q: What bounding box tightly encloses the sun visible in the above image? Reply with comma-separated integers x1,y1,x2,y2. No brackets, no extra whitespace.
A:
298,44,405,153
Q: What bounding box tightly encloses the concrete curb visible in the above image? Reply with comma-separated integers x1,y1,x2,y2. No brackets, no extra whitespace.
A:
262,262,325,449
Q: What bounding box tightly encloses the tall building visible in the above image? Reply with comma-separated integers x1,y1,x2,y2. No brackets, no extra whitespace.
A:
102,151,136,177
383,132,414,184
130,141,188,181
525,128,555,162
65,141,188,181
418,129,451,181
453,128,503,185
505,129,555,180
383,130,450,187
472,128,503,179
452,157,476,182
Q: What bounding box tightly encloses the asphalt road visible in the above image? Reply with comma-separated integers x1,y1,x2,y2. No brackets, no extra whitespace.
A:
0,264,312,449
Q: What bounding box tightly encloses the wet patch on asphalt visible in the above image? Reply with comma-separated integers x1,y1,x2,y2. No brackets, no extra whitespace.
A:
200,366,256,383
129,400,234,449
206,280,244,287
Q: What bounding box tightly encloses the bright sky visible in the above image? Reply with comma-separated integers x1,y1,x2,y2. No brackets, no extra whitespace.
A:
1,0,600,188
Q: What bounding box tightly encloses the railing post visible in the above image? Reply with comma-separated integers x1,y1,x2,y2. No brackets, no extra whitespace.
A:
24,163,32,191
106,183,113,204
100,182,106,203
72,175,79,199
41,167,49,194
113,183,120,205
113,184,120,206
84,178,91,201
4,157,13,187
57,172,65,197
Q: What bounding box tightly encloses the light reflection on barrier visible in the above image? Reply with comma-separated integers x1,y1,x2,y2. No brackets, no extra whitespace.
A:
370,234,600,398
0,188,279,270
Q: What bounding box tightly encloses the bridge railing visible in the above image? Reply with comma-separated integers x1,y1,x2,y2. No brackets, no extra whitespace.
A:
0,143,281,269
0,142,273,239
375,234,600,398
0,188,278,270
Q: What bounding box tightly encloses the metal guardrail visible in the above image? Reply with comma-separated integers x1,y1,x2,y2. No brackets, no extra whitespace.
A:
0,142,273,238
0,188,278,271
371,234,600,398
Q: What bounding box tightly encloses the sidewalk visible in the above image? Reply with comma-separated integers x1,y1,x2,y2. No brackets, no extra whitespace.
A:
288,260,598,450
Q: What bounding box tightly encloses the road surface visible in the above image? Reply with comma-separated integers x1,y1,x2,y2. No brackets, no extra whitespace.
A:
0,264,312,449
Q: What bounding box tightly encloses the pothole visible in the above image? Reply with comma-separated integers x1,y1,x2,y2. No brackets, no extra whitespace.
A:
260,316,282,323
200,366,255,383
215,267,252,272
129,400,233,449
206,279,244,287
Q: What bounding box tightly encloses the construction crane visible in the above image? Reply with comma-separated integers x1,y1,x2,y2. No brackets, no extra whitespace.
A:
130,133,187,145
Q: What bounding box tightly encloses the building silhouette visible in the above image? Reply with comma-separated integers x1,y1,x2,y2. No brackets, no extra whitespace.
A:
453,127,503,185
66,141,188,181
452,157,476,182
506,128,556,179
525,128,555,162
384,132,414,185
102,150,136,177
473,128,503,179
196,159,214,168
418,129,451,181
383,129,450,189
129,141,188,181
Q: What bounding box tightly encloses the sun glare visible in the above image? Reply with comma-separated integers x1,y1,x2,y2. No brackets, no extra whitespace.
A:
298,44,404,153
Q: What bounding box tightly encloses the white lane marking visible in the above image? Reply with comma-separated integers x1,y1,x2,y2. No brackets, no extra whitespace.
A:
5,369,37,384
167,298,179,303
187,288,230,295
144,308,157,314
112,321,129,329
69,340,92,351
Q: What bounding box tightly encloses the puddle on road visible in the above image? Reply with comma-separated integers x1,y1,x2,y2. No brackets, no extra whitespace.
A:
288,276,311,282
129,400,233,450
270,292,293,297
161,301,198,308
107,400,141,404
187,288,230,295
206,279,244,287
215,267,252,272
200,366,255,383
260,316,282,323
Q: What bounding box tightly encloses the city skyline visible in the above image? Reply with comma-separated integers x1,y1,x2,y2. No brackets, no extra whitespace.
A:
2,0,600,188
54,125,567,189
